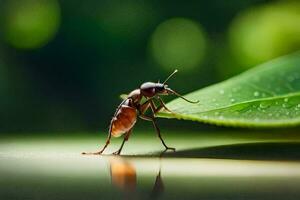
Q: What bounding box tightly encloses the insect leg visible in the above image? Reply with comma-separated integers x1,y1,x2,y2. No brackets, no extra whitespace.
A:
154,96,175,114
139,99,175,150
139,113,175,151
82,128,112,155
145,97,173,115
112,129,132,155
139,99,151,114
139,98,161,115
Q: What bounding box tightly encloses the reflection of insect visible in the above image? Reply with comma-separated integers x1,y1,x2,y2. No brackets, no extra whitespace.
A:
82,70,198,155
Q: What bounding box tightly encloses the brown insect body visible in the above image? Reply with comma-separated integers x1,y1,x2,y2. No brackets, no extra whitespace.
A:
111,83,162,138
111,99,137,137
82,70,198,155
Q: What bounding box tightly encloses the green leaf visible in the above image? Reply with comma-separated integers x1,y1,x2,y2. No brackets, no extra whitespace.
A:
158,52,300,127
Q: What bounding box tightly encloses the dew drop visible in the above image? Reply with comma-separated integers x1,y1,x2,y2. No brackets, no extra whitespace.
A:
259,102,270,109
219,89,225,95
230,98,235,103
218,116,224,120
284,98,289,102
203,115,208,119
214,112,219,116
286,111,290,115
212,98,216,102
297,104,300,108
253,91,260,97
282,102,293,108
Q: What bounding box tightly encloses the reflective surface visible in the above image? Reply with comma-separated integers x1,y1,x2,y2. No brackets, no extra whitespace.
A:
1,131,300,199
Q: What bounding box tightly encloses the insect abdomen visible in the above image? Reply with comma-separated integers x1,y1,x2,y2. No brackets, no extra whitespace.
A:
111,105,137,137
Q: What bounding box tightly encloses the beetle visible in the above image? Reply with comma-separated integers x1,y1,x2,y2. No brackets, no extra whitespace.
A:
82,70,198,155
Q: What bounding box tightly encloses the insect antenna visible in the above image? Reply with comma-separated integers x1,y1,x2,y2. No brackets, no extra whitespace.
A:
167,88,199,104
163,69,178,84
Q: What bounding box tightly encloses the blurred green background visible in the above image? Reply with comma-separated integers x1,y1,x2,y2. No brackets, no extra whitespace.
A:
1,0,300,133
1,1,300,199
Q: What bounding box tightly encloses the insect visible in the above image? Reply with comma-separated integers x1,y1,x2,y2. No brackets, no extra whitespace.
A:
82,70,198,155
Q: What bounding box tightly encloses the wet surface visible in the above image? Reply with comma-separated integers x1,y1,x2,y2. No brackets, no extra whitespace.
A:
1,131,300,199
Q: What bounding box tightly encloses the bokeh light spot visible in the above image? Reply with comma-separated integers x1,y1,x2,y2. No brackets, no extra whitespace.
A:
2,0,61,49
229,1,300,68
150,18,207,72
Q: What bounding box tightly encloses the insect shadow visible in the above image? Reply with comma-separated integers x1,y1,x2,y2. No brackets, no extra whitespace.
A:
161,142,300,161
118,142,300,161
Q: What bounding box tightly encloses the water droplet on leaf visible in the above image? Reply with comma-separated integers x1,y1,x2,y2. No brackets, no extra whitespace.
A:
259,102,270,109
282,102,293,108
253,91,260,97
